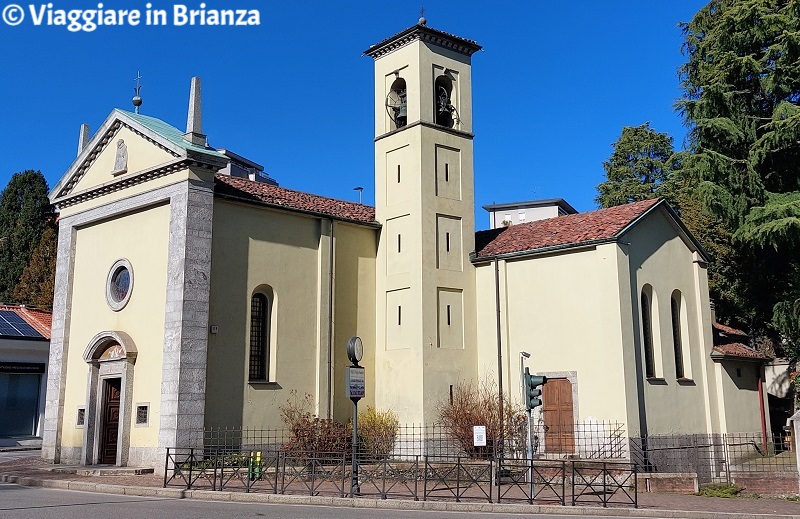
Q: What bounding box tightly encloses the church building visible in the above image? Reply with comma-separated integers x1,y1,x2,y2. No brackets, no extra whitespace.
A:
42,21,769,470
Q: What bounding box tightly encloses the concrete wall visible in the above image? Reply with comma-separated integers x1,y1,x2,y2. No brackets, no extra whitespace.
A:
623,209,715,435
331,222,377,423
59,203,170,451
715,360,769,433
475,243,630,428
205,199,377,430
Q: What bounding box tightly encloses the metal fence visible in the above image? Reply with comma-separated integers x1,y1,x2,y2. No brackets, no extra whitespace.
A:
199,422,628,461
630,432,796,482
163,448,637,508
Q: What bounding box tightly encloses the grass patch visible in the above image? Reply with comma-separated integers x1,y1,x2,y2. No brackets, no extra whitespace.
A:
695,483,742,498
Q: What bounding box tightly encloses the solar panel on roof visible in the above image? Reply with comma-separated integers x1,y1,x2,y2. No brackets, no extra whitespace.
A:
0,310,44,338
0,310,26,323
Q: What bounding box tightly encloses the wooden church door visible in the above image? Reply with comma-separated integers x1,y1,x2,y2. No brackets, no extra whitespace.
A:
542,378,575,453
100,378,121,464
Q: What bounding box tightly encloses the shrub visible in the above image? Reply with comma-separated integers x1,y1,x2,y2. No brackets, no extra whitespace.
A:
437,377,526,458
357,406,399,459
695,483,742,498
279,391,351,457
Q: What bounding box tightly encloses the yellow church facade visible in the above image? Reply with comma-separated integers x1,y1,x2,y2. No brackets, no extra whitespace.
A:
42,22,768,470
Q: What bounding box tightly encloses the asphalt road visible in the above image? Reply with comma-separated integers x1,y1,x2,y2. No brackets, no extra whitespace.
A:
0,483,640,519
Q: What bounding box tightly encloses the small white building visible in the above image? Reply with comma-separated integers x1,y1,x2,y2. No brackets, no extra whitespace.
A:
0,305,51,444
483,199,578,229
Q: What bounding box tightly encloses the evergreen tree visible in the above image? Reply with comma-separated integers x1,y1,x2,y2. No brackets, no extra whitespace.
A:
0,170,52,302
678,0,800,359
12,226,57,310
595,123,676,208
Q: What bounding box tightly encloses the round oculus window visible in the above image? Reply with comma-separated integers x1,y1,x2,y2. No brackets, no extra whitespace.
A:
106,259,133,311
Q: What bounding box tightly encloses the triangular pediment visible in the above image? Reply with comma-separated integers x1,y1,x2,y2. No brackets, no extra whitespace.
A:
50,109,227,207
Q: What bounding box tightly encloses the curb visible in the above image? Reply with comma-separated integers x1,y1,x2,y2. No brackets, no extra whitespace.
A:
2,473,799,519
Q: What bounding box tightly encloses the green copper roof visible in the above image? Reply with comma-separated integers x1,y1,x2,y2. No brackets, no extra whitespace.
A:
115,109,226,159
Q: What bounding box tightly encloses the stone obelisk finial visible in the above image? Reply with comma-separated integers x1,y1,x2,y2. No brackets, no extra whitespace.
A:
77,124,90,156
183,76,207,146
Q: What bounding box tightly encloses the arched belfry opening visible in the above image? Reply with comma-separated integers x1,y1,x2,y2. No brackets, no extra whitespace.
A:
434,75,455,128
386,77,408,129
81,331,137,467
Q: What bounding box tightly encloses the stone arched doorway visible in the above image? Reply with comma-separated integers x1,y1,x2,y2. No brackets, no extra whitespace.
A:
82,331,137,466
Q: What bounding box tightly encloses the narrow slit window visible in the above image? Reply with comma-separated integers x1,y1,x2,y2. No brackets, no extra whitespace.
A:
397,164,401,183
446,232,450,252
642,292,655,378
398,306,402,326
397,234,401,253
446,304,451,325
671,294,685,379
445,163,449,182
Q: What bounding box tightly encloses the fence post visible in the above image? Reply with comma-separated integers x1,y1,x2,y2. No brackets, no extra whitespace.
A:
413,455,419,501
455,456,461,502
790,411,800,494
423,455,428,501
188,448,194,490
163,448,169,488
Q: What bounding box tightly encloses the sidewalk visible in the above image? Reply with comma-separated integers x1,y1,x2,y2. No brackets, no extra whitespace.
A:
1,456,799,519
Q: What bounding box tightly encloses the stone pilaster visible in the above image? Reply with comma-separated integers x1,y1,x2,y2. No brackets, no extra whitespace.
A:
41,222,77,463
158,179,214,451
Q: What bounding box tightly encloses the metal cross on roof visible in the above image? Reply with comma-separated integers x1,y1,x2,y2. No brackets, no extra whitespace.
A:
133,71,143,114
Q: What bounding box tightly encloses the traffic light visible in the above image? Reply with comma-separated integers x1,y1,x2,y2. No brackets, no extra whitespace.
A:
524,367,547,410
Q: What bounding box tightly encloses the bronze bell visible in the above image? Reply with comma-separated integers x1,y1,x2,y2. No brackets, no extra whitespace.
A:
397,95,408,126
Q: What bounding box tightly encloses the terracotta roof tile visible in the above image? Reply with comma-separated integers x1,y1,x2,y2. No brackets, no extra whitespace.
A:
214,175,377,226
712,343,767,360
474,199,660,258
713,322,748,337
0,305,51,340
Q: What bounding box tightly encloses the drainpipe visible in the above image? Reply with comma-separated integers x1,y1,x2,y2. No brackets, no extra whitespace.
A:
494,258,504,452
326,218,335,419
758,364,768,452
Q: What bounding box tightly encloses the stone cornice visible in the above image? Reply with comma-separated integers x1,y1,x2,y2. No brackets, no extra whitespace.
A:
52,158,217,209
374,119,474,142
53,118,180,201
365,24,481,59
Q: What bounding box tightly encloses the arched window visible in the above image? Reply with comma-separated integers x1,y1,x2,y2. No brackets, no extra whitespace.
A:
249,292,271,381
386,77,407,130
641,290,655,378
671,291,685,379
434,75,454,128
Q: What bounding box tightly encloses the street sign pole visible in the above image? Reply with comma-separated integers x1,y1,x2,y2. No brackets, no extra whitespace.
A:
351,396,359,496
345,360,365,497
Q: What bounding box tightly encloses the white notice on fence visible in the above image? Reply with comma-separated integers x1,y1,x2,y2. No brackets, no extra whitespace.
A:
473,425,487,447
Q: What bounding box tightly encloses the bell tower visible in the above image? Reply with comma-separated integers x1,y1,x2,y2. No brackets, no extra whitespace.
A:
366,20,481,424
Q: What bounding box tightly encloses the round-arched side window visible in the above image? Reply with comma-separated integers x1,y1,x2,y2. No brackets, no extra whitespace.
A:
106,259,134,311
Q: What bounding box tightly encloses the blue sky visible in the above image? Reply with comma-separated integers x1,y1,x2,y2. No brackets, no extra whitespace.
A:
0,1,708,228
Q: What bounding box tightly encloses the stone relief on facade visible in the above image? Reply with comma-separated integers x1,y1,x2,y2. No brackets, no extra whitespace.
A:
113,139,127,175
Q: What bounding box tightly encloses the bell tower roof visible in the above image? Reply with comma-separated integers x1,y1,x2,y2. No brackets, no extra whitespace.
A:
364,22,481,59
